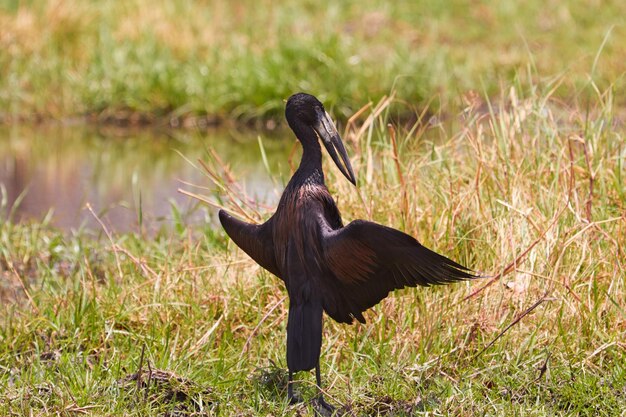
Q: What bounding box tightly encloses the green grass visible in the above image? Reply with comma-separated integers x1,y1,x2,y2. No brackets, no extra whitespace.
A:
1,80,625,415
1,0,625,122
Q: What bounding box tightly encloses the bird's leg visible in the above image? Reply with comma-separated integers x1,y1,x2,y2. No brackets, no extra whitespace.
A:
314,361,334,413
288,370,302,405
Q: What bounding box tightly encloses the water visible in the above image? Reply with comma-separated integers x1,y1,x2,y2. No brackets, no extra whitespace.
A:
0,125,294,233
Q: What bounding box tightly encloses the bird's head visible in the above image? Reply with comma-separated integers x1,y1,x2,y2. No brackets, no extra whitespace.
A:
286,93,356,185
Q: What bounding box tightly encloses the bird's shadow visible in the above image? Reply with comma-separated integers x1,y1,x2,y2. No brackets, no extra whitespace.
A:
251,361,290,401
251,361,338,415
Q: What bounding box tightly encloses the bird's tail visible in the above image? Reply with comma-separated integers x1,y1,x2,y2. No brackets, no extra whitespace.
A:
286,300,323,372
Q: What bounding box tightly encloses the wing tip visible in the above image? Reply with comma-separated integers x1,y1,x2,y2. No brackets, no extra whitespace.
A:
443,262,479,282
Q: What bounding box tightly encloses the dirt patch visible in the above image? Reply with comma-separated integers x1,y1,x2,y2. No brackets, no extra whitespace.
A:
118,368,214,416
337,395,425,416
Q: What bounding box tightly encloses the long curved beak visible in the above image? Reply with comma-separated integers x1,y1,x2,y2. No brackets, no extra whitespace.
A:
313,108,357,185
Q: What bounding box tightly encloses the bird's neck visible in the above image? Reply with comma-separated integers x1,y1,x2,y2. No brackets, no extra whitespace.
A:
294,127,324,186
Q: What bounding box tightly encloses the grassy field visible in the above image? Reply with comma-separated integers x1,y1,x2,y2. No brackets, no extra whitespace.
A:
1,80,625,415
1,0,625,122
1,1,625,416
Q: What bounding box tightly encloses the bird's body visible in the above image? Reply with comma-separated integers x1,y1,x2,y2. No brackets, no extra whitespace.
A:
219,93,475,410
220,123,342,374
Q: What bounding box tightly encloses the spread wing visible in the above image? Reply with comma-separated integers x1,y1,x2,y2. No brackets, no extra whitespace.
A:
321,219,475,323
219,210,281,279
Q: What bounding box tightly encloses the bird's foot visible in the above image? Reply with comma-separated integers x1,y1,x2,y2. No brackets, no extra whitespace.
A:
288,393,303,405
313,395,335,416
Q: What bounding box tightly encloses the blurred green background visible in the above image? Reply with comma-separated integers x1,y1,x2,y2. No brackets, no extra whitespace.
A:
1,0,624,123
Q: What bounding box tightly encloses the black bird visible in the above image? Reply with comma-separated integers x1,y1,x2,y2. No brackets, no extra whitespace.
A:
219,93,475,411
